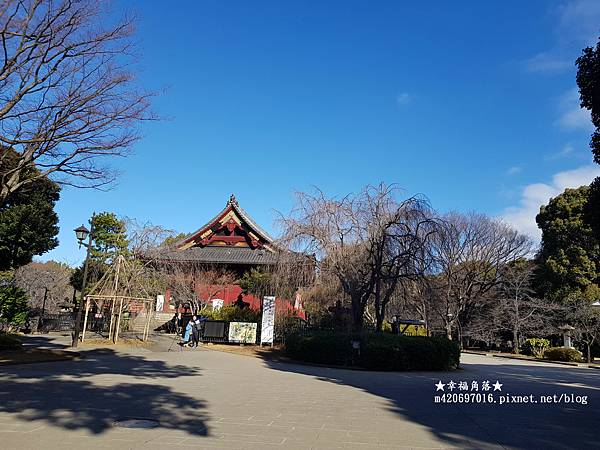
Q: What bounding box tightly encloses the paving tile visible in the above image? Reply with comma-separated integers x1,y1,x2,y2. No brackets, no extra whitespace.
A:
0,335,598,450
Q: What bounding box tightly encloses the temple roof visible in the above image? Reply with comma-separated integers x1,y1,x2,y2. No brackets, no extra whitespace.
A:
150,246,279,265
177,194,275,250
149,195,279,266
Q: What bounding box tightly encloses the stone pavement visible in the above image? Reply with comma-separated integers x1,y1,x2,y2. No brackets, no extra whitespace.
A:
0,335,598,450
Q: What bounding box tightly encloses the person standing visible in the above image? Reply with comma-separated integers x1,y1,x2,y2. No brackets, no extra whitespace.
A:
190,314,202,348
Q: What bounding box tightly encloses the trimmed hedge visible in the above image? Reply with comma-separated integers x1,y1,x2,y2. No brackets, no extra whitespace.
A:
285,331,460,371
544,347,583,362
0,332,22,351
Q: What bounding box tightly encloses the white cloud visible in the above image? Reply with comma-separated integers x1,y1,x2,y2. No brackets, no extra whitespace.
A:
556,88,593,131
525,51,572,74
546,143,575,160
396,92,412,105
523,1,600,76
501,164,600,240
506,166,522,175
557,0,600,46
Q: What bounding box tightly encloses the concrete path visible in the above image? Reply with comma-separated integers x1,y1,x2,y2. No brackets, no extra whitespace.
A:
0,335,598,450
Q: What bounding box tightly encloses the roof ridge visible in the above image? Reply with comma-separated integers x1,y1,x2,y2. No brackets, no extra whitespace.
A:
174,195,275,249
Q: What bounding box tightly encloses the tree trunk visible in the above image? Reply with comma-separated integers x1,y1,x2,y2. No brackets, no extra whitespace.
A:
513,328,520,354
351,294,364,332
587,343,592,364
446,322,452,339
374,279,383,332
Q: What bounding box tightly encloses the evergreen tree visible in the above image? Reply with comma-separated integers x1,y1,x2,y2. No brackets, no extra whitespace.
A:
536,186,600,302
0,149,59,270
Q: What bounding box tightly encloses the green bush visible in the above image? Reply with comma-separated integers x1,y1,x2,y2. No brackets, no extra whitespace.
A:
544,347,583,362
199,305,261,323
0,285,28,330
521,338,550,358
0,332,22,350
285,331,460,371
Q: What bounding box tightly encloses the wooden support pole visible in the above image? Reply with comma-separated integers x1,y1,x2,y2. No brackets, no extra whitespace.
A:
143,301,152,341
108,298,116,341
81,297,91,343
114,297,124,343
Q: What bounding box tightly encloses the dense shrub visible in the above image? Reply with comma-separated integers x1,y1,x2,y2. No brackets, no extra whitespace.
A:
200,306,261,323
521,338,550,357
0,285,28,331
0,332,22,350
285,331,460,371
544,347,583,362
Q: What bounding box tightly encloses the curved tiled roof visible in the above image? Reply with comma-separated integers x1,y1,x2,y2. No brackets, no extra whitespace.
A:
150,246,279,265
149,195,279,265
175,194,275,249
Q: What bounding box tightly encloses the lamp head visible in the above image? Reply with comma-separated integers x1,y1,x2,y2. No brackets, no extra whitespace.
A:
74,225,90,245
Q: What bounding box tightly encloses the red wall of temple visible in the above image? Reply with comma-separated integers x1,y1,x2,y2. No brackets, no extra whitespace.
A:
163,284,304,318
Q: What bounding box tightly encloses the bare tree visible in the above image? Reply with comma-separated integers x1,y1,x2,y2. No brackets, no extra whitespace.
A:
279,187,375,331
0,0,155,205
567,300,600,363
161,263,236,313
364,185,438,331
428,213,533,343
495,259,549,353
279,184,438,331
124,217,177,258
14,260,73,313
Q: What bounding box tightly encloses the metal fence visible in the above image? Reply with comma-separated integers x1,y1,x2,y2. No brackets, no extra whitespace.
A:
38,313,78,333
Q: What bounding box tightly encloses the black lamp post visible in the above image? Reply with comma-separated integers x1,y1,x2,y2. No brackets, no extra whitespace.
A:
71,214,95,348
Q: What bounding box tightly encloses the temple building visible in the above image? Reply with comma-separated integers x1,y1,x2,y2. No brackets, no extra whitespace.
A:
151,195,301,313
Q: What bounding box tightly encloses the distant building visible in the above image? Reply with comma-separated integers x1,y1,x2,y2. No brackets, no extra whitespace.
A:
151,194,302,315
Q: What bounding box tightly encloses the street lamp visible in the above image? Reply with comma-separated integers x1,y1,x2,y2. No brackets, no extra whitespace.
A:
74,225,90,246
71,214,95,348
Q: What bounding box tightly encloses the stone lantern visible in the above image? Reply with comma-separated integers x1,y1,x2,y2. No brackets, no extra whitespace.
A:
558,325,575,348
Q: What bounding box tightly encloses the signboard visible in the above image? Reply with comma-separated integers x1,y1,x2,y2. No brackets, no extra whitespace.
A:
212,298,224,311
228,322,257,344
261,296,276,345
156,295,164,312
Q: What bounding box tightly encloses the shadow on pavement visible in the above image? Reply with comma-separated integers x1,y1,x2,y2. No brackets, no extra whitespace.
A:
0,336,209,436
18,334,71,349
259,354,600,449
6,335,198,380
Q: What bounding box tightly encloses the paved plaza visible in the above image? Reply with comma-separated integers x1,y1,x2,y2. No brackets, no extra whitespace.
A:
0,335,598,450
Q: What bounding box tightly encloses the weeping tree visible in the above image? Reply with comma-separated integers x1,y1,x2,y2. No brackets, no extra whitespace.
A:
364,187,439,331
279,183,438,332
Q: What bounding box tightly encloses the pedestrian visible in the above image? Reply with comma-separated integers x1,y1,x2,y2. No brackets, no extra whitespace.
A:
176,312,183,335
180,318,193,347
190,314,202,348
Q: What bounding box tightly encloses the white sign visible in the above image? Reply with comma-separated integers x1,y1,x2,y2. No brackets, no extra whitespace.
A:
261,296,276,345
212,298,224,310
156,295,164,312
228,322,257,343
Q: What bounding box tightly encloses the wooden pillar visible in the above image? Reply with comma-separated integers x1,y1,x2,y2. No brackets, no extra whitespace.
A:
81,297,91,342
108,298,116,341
143,301,152,341
108,256,122,342
114,297,124,343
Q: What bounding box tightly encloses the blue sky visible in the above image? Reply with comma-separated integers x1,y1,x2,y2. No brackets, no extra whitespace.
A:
43,0,600,265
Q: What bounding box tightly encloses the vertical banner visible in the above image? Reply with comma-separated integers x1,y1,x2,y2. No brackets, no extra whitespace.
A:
212,298,224,310
261,296,276,345
156,295,164,312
